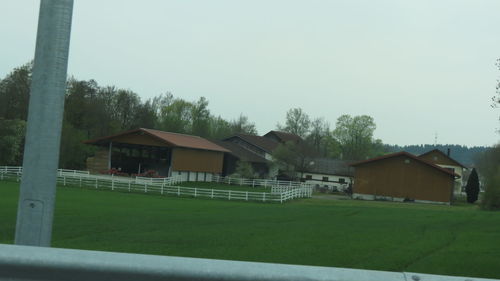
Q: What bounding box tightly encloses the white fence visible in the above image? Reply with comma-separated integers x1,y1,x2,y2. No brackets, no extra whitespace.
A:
213,175,313,189
0,167,310,203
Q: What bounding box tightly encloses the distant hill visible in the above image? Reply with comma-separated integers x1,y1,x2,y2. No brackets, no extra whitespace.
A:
384,144,489,167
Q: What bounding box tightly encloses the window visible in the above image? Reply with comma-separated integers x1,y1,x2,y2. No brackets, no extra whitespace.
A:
305,175,312,180
322,176,328,181
339,178,345,183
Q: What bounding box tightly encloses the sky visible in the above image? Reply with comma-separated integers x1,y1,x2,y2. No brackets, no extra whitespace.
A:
1,0,500,147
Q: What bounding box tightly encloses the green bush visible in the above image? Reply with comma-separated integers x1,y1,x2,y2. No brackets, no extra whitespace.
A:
478,144,500,210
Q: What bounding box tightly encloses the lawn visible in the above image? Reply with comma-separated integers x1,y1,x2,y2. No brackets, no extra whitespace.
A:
1,180,500,279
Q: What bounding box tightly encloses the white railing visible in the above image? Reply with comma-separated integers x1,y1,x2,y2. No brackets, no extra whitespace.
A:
1,244,496,281
0,167,310,203
213,175,313,189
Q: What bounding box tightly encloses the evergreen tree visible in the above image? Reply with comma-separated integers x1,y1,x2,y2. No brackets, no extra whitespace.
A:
465,168,480,203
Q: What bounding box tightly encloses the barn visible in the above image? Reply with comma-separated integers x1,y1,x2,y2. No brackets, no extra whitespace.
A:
85,128,229,181
350,152,457,204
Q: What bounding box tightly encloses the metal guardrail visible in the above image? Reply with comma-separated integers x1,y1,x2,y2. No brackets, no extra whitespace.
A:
1,244,496,281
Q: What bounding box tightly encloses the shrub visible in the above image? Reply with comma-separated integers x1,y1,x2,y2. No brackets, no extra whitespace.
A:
478,144,500,210
465,168,480,203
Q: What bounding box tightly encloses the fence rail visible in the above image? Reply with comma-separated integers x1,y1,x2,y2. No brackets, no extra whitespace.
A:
0,244,496,281
213,175,313,189
1,167,311,203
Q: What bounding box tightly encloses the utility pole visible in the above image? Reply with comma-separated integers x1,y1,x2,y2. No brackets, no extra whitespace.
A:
15,0,74,246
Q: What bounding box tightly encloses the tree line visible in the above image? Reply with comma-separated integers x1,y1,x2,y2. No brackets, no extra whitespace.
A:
0,63,257,169
0,62,492,173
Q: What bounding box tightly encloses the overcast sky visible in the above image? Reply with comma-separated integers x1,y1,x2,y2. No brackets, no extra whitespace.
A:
2,0,500,147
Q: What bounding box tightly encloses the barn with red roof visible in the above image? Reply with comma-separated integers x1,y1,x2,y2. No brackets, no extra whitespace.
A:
85,128,229,181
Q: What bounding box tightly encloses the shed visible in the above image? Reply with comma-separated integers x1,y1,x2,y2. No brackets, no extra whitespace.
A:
350,152,456,204
85,128,229,181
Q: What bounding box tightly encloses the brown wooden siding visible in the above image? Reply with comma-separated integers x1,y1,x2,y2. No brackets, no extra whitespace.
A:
111,133,169,147
353,155,453,203
172,148,224,173
419,151,458,167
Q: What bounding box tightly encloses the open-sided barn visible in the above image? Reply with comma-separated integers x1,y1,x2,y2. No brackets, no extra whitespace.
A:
85,128,229,181
350,152,457,204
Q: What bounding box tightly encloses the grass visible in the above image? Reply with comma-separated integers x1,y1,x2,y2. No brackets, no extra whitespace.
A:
1,180,500,279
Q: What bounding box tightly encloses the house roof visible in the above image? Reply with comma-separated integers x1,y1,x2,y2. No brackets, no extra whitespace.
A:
85,128,230,153
225,134,280,153
349,151,458,177
304,158,354,177
213,141,269,164
263,130,303,143
418,149,467,168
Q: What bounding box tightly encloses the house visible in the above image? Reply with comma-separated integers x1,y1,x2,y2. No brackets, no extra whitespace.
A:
212,140,270,177
300,158,354,191
84,128,229,181
219,132,301,178
418,149,466,195
350,152,457,204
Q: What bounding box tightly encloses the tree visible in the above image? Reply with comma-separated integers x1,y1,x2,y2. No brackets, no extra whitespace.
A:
231,161,257,179
465,168,480,203
0,63,32,120
230,114,258,135
477,144,500,210
277,108,311,138
190,97,211,137
0,119,26,165
333,114,377,160
306,117,330,155
271,141,315,180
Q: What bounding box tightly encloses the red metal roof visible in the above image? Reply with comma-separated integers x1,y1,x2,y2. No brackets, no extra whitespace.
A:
85,128,230,153
349,151,458,177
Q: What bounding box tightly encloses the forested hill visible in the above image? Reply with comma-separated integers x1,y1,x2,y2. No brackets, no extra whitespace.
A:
384,144,489,167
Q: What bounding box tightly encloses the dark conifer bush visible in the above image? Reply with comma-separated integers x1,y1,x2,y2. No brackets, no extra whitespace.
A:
466,168,480,203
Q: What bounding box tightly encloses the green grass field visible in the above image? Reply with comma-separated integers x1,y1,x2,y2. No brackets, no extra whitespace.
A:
1,180,500,279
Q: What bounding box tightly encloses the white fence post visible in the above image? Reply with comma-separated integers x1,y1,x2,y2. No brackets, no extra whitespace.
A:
128,181,131,192
245,191,248,201
177,186,180,196
161,184,164,195
228,190,231,200
211,189,214,199
194,188,197,197
263,193,266,202
95,178,98,189
144,183,147,193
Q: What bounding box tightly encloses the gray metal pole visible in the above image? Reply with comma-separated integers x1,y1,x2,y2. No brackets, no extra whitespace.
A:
15,0,74,247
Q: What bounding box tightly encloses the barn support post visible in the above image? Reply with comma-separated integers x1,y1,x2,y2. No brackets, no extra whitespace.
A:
15,0,74,247
108,141,113,170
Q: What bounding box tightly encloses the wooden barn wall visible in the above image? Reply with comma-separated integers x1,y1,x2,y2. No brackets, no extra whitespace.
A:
110,133,168,147
418,151,458,167
353,155,453,203
172,148,224,173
